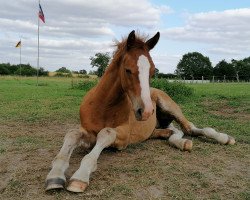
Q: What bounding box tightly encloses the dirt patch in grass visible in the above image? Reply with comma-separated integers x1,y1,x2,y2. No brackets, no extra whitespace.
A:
0,122,249,200
202,99,250,121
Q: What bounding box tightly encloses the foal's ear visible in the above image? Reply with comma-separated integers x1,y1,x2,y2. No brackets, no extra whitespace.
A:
127,30,136,50
146,32,160,50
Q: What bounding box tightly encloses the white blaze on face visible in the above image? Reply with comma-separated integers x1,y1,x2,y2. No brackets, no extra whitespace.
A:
137,55,153,114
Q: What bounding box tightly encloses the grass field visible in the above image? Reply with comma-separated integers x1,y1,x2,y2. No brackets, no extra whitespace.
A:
0,76,249,200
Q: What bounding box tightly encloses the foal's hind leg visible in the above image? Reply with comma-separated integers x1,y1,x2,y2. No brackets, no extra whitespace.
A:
45,128,88,191
168,124,193,151
151,88,235,147
188,122,235,145
151,126,193,151
150,128,172,139
151,88,193,151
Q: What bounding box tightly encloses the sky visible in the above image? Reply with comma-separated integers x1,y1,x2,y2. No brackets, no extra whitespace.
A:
0,0,250,73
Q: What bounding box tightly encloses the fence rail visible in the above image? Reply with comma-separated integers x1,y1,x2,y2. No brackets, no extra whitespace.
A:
165,75,250,83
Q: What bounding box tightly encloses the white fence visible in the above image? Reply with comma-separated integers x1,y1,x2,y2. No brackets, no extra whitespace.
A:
165,75,250,83
168,79,210,83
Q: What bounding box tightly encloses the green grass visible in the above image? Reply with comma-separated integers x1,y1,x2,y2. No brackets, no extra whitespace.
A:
0,77,249,200
0,76,84,124
0,77,249,143
0,77,192,124
183,83,250,143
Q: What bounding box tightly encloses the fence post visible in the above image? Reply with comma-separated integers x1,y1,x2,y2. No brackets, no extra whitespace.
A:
202,76,204,83
236,72,239,82
223,75,226,82
212,76,214,83
71,78,74,88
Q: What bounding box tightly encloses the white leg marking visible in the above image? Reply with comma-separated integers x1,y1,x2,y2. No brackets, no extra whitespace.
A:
168,124,192,151
46,129,83,189
189,122,235,145
68,128,116,185
137,55,153,113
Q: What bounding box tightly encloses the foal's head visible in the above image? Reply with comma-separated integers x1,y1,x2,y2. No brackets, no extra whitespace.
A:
117,30,160,121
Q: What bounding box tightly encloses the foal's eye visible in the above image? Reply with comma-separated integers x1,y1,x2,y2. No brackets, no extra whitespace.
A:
125,69,132,75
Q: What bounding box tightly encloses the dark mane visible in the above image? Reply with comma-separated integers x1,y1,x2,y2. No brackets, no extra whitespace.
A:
109,34,148,69
114,34,148,55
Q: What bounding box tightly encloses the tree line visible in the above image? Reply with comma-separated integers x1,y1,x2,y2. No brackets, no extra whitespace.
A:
1,52,249,81
175,52,250,81
88,52,250,81
0,63,48,76
0,64,87,77
0,53,110,77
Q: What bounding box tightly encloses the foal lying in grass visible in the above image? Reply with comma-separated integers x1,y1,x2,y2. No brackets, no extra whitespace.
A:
46,31,235,193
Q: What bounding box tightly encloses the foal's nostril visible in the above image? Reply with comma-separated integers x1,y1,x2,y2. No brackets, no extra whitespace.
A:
137,108,143,116
135,108,143,120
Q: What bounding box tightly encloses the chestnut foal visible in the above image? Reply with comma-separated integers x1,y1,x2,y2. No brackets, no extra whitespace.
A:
45,31,235,193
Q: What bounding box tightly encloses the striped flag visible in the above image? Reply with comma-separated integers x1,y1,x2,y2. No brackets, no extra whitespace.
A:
15,40,21,48
39,3,45,23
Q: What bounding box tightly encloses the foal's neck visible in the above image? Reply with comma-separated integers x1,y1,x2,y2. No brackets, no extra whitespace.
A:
95,63,127,108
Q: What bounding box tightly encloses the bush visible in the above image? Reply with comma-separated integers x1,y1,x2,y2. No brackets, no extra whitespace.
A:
151,78,194,102
54,72,72,77
15,65,37,76
0,65,10,75
72,78,193,102
77,74,90,78
72,80,98,91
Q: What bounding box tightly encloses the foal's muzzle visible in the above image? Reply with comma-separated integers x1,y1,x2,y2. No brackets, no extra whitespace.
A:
130,95,154,121
135,106,154,121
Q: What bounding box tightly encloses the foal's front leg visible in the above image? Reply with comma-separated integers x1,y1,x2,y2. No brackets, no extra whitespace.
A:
67,127,117,193
45,128,85,190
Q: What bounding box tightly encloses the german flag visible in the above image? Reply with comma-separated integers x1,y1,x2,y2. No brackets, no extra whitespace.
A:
15,40,21,48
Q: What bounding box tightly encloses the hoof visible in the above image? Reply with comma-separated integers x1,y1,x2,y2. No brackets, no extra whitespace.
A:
226,136,236,145
45,178,65,191
67,179,88,193
183,140,193,151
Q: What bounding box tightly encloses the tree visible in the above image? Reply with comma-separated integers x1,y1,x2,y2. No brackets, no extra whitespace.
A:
232,57,250,81
153,68,159,78
7,63,19,75
79,69,87,74
38,67,49,76
56,67,71,73
158,73,177,79
176,52,213,79
16,64,37,76
0,64,10,75
90,52,111,77
213,60,235,80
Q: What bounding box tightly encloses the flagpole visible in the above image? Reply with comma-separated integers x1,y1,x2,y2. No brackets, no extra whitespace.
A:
37,0,40,86
19,38,22,76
